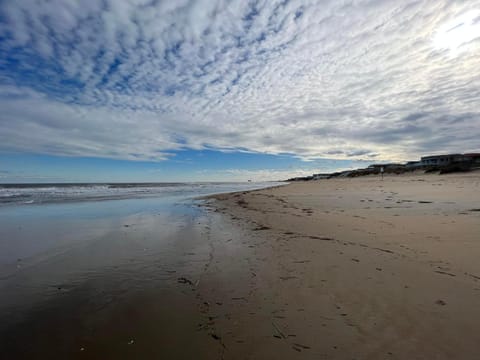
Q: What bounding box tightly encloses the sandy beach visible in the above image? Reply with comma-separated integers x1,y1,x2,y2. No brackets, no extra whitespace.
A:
1,173,480,359
197,172,480,359
3,1,480,358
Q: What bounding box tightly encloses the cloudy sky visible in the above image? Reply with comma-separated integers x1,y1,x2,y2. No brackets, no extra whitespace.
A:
0,0,479,182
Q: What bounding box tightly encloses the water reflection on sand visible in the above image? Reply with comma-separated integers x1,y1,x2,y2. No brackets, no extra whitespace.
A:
0,196,216,358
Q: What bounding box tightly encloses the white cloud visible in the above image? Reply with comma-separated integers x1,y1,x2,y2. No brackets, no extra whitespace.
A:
0,0,479,162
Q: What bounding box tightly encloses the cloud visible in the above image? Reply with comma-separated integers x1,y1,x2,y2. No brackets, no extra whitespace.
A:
0,0,479,162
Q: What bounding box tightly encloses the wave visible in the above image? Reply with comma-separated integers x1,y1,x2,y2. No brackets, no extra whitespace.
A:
0,182,283,206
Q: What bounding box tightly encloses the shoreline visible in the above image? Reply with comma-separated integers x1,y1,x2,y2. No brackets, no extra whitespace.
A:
1,172,479,359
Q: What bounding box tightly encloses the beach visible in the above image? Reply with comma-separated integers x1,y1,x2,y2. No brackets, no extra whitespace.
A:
1,174,480,359
198,172,480,359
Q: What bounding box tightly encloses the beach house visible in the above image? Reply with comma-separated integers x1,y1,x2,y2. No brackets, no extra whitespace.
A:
420,154,467,166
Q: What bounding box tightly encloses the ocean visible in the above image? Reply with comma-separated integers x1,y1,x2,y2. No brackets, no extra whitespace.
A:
0,181,284,267
0,182,282,206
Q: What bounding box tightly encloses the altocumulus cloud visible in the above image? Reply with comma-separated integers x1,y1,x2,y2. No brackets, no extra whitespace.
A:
0,0,479,162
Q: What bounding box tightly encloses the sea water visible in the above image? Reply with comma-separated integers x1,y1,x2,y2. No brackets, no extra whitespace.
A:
0,182,281,266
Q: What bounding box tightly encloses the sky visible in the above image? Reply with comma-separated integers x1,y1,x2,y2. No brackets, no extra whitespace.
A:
0,0,479,182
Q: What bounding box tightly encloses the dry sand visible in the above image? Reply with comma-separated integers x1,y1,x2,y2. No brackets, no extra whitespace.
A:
197,172,480,359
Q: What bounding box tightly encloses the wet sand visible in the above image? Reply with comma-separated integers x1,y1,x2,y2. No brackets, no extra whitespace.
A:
2,173,480,359
0,198,226,359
